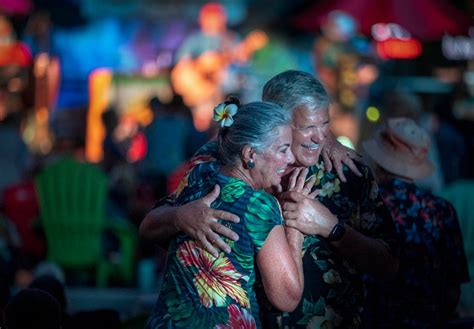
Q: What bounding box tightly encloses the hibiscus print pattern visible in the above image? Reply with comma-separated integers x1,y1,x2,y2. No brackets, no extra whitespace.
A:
177,240,250,308
214,304,257,329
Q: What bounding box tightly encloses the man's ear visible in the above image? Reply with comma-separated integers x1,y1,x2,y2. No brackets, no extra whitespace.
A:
241,145,256,163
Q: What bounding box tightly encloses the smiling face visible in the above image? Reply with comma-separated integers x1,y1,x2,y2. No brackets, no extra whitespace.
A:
250,125,295,189
291,105,330,167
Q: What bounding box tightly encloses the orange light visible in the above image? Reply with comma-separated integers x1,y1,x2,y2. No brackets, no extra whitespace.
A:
376,38,422,59
86,68,113,163
34,53,49,77
36,106,49,124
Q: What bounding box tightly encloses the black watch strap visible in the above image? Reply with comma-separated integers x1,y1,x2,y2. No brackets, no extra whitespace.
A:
327,223,346,242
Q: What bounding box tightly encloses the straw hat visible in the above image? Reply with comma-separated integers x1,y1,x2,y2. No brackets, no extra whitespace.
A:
362,117,434,179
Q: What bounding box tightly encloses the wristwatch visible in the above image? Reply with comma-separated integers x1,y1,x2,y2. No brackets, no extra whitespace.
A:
327,222,346,242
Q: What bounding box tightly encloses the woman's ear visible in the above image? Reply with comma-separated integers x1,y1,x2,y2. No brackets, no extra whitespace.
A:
242,145,256,164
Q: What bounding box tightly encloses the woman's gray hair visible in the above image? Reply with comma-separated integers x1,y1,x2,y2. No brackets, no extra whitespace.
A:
262,70,330,114
218,101,291,166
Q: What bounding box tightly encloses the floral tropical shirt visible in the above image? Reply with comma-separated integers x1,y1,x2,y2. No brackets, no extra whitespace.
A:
363,178,469,329
146,156,285,329
259,160,397,329
154,142,398,329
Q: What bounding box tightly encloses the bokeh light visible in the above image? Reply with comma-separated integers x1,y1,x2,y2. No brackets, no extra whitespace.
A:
366,106,380,122
336,135,355,150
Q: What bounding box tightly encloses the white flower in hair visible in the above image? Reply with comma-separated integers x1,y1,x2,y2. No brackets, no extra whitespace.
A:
213,103,238,127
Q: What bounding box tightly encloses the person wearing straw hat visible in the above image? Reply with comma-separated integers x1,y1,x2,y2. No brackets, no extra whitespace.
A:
362,117,469,329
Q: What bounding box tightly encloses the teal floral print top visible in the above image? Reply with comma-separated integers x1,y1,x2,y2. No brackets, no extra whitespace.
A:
146,156,284,329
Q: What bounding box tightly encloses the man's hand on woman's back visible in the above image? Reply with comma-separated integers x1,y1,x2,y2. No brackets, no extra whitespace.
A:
175,184,240,257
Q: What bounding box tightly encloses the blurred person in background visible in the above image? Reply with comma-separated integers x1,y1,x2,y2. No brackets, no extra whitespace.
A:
139,94,197,200
0,14,31,68
0,109,32,200
362,117,469,329
172,2,238,130
101,106,137,221
36,108,88,169
171,2,262,132
3,288,62,329
430,81,472,185
0,109,37,288
28,274,75,329
29,263,122,329
358,90,445,193
101,106,127,174
438,78,474,320
440,179,474,321
313,10,375,114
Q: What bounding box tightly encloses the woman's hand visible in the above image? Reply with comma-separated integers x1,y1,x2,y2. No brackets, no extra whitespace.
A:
283,167,318,198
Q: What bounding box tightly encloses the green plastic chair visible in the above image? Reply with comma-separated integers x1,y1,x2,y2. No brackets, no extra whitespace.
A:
35,157,136,287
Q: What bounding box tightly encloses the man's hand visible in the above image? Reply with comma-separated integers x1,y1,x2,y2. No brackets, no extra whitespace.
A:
322,132,362,182
280,191,338,237
175,185,240,257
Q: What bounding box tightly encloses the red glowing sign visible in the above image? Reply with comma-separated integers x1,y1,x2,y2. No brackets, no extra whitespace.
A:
376,38,422,59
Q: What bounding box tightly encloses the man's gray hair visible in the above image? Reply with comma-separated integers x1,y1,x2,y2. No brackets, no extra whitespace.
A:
262,70,330,114
218,101,291,166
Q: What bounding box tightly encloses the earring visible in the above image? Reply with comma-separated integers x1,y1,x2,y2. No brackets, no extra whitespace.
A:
247,160,255,169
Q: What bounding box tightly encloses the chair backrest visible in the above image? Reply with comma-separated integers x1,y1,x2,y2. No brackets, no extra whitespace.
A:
35,157,108,268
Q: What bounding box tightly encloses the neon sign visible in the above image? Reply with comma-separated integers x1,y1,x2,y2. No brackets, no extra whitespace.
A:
372,23,411,41
372,23,422,59
376,38,422,59
442,28,474,60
